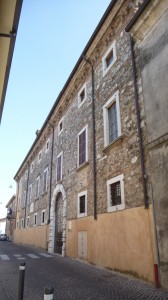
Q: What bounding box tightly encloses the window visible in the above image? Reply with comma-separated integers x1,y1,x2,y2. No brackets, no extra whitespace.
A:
25,170,28,180
41,210,45,224
102,41,117,76
28,184,32,204
31,162,34,173
22,190,26,208
36,176,40,198
45,139,49,152
78,125,88,167
77,191,87,218
103,90,121,147
107,174,125,212
38,151,42,162
78,83,86,108
43,168,48,192
26,216,29,227
21,219,24,228
34,213,37,226
56,152,63,182
58,118,63,135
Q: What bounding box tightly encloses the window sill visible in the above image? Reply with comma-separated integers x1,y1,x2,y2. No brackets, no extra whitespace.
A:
76,161,89,172
103,135,124,153
107,203,125,213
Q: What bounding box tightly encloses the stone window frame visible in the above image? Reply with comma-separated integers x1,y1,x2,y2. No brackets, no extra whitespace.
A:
36,175,40,199
22,190,26,208
21,218,24,228
25,170,28,180
41,209,45,225
28,184,32,204
107,174,125,213
26,216,30,228
56,151,63,183
77,125,88,167
77,190,87,218
43,167,49,193
30,162,34,173
102,40,117,76
103,90,121,147
58,117,64,136
38,151,42,163
45,139,50,152
34,213,37,226
78,83,87,108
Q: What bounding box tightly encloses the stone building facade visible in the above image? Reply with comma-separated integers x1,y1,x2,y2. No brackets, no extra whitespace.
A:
13,0,168,287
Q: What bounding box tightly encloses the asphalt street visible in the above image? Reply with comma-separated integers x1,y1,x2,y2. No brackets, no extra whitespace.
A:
0,241,168,300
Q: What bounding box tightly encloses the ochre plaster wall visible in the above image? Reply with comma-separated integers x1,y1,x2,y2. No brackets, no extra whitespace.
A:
66,205,155,282
13,225,49,250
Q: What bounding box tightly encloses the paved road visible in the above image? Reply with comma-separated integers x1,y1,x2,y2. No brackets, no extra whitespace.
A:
0,241,168,300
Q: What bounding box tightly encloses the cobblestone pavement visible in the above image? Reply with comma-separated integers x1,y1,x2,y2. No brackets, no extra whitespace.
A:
0,242,168,299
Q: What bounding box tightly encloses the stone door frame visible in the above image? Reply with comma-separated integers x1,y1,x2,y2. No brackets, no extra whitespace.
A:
48,183,67,256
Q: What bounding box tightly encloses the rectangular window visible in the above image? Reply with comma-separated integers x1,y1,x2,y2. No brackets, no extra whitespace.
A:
36,176,40,198
43,168,48,192
78,83,86,108
31,162,34,173
78,125,88,167
22,190,26,208
38,151,42,162
102,41,117,76
107,174,125,213
21,219,24,228
58,118,63,135
45,139,49,152
25,170,28,180
77,190,87,218
56,152,63,182
28,184,32,204
103,90,121,147
41,210,45,224
26,216,29,227
34,213,37,226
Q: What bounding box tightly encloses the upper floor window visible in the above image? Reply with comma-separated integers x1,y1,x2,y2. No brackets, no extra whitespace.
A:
36,176,40,198
26,216,30,227
28,184,32,204
38,151,42,162
107,174,125,213
25,170,28,180
102,41,117,76
31,162,34,173
77,190,87,218
103,90,121,147
45,139,49,152
43,168,48,192
78,125,88,167
56,152,63,182
58,118,63,136
22,190,26,208
78,83,87,108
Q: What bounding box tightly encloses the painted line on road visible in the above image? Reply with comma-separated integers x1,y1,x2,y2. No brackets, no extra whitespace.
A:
39,253,53,258
27,254,40,259
0,255,10,260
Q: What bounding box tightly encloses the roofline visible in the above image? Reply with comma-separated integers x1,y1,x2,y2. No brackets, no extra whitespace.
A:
125,0,151,32
0,0,23,123
14,0,118,180
6,194,16,208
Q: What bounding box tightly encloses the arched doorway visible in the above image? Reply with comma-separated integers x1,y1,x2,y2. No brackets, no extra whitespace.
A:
55,192,63,254
48,183,66,256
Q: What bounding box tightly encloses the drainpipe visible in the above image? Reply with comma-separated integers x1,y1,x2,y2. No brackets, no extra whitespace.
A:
48,122,55,224
83,57,97,220
24,163,30,227
128,34,149,209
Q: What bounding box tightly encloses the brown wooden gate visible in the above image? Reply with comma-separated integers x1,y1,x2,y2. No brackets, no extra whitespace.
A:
55,192,63,254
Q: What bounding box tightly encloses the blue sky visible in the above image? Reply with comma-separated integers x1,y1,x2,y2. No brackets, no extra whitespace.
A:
0,0,111,218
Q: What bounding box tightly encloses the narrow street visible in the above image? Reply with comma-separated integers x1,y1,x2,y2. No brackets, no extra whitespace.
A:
0,241,168,300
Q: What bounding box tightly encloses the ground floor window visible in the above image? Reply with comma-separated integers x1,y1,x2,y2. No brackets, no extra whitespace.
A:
107,174,125,212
